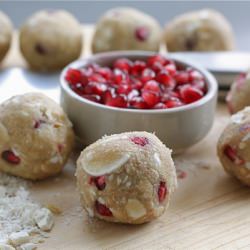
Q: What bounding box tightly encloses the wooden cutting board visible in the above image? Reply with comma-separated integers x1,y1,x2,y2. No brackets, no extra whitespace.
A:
2,26,250,250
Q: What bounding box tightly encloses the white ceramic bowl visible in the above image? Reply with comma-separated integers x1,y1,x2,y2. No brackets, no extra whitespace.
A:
60,51,218,152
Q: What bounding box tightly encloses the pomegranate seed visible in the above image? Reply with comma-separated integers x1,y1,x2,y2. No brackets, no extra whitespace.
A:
65,68,87,85
135,26,150,41
90,176,106,190
156,70,175,88
147,55,167,67
175,71,189,85
141,68,155,83
131,78,143,90
142,91,160,107
158,181,167,203
188,69,204,82
131,136,149,146
117,84,132,95
143,80,160,93
113,69,129,85
95,201,113,216
84,82,107,96
34,120,46,129
153,103,167,109
131,60,146,75
151,61,164,73
180,85,203,104
164,64,176,76
165,98,183,108
88,73,106,83
113,58,132,72
129,96,148,109
223,145,245,165
82,94,101,103
2,150,21,165
95,67,113,80
127,89,139,100
104,91,128,108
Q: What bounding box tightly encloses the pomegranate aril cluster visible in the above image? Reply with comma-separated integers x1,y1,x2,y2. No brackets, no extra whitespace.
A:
66,54,207,109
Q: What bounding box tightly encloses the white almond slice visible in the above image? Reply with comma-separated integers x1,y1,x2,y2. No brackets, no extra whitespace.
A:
9,231,29,247
83,152,130,176
33,208,54,232
0,244,15,250
125,199,146,220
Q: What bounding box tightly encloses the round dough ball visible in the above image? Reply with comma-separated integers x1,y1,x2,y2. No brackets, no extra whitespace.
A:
164,9,235,52
19,10,82,71
0,11,12,63
76,131,177,224
217,107,250,186
226,71,250,114
92,7,162,53
0,93,75,180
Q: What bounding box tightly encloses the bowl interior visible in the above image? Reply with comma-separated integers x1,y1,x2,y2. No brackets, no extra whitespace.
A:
61,51,218,113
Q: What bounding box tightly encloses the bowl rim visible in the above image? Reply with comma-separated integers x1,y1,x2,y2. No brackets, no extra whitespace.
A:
60,51,218,114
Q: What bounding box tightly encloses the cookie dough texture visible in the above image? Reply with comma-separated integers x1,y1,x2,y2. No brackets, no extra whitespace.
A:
217,107,250,186
76,131,177,224
226,71,250,114
164,9,235,52
92,7,162,53
0,93,75,180
0,11,12,63
19,10,82,71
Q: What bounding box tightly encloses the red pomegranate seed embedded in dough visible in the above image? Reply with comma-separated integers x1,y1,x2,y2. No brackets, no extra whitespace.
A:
34,120,46,129
224,145,245,165
131,136,149,146
135,26,150,41
95,201,113,216
1,150,21,165
95,176,106,190
158,181,167,202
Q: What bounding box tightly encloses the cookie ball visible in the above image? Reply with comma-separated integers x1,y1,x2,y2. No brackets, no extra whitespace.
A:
226,71,250,114
76,132,177,224
0,93,75,180
92,7,162,53
19,10,82,71
164,9,235,52
217,107,250,186
0,11,12,63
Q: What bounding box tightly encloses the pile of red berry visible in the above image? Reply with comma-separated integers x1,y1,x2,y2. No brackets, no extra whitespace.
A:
65,54,207,109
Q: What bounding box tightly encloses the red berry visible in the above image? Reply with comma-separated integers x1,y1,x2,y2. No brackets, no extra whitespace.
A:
141,68,155,83
65,68,88,85
156,70,175,88
95,201,113,216
2,150,21,165
135,26,150,41
180,85,203,104
113,58,132,72
142,91,160,107
131,60,146,76
147,55,167,67
129,96,148,109
223,145,245,165
131,136,149,146
158,181,167,203
143,80,160,93
175,71,189,85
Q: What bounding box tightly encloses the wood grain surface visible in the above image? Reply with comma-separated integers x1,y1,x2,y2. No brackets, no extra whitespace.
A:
1,26,249,250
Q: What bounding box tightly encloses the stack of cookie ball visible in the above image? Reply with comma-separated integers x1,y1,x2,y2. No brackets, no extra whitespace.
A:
0,7,236,72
